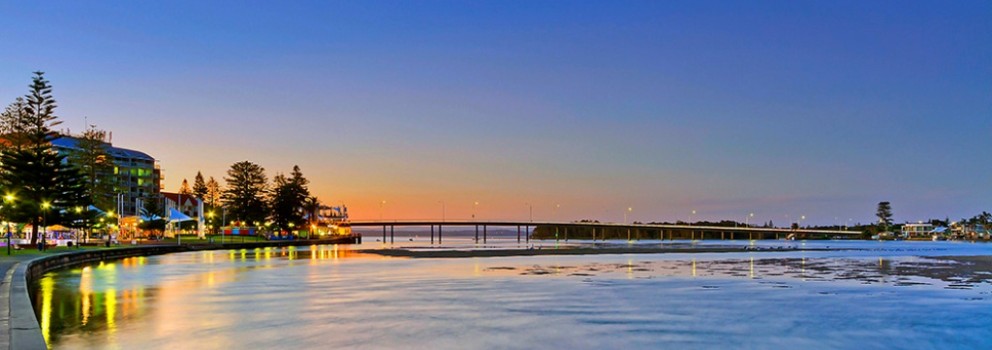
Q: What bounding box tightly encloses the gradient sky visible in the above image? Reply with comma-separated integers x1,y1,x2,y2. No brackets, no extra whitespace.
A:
1,1,989,225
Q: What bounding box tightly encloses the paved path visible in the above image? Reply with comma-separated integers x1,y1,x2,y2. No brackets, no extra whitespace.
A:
1,251,40,350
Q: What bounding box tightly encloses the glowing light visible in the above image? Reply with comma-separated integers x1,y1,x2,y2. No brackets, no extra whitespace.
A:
106,288,117,337
39,276,54,346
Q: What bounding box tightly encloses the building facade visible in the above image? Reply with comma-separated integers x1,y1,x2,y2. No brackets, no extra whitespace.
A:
52,136,163,216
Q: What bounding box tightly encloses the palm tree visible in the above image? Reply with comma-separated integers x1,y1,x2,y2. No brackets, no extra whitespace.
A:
303,196,320,239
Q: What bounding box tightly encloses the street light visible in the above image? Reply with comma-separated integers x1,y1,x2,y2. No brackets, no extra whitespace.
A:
3,194,14,255
473,201,479,221
525,203,532,223
379,200,386,222
41,201,51,251
624,207,632,224
745,212,754,227
690,210,696,225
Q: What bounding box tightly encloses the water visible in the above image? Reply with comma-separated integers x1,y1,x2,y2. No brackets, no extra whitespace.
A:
32,240,992,349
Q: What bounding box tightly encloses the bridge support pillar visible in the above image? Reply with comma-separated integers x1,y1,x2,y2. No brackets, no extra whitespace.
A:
390,225,394,243
431,225,435,244
439,225,443,244
475,225,479,243
483,225,487,243
526,226,530,244
382,225,386,243
517,225,521,243
564,227,568,241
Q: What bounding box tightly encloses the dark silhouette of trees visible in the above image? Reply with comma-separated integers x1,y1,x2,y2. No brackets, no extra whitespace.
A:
876,201,893,231
0,72,88,245
269,165,310,233
222,161,268,226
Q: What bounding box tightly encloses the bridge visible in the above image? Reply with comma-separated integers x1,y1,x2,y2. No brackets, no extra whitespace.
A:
348,220,861,244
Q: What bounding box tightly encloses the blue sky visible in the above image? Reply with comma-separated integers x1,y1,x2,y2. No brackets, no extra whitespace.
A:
1,1,989,225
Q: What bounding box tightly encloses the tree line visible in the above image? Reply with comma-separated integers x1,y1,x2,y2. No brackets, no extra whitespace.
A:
1,72,328,245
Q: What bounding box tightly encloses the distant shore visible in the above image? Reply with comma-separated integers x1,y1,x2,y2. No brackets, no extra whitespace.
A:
363,245,843,258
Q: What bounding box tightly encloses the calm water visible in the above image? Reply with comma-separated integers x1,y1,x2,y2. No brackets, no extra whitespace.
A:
32,239,992,349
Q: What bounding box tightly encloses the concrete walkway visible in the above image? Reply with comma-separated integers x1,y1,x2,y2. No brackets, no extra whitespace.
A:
1,251,47,350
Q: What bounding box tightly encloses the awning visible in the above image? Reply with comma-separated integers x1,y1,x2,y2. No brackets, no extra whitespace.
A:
167,208,195,222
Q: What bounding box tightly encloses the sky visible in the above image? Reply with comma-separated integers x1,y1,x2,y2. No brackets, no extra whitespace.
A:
1,1,989,225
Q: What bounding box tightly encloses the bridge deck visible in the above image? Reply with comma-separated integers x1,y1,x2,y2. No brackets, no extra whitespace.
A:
348,220,858,236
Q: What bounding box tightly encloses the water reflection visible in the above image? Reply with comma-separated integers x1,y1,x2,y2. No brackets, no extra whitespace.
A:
30,243,992,349
31,244,374,347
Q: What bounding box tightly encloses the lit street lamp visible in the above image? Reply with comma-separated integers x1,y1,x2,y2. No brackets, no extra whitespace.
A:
41,201,51,251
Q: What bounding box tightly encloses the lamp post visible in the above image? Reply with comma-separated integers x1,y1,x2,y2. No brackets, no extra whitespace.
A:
625,207,633,241
526,203,532,223
4,194,14,255
745,212,754,227
41,201,51,251
379,200,386,222
438,201,445,222
207,211,215,242
75,206,83,249
473,201,479,221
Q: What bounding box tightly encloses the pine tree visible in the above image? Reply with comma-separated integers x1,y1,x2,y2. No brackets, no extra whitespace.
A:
178,178,192,195
876,201,893,232
222,161,268,226
192,171,208,199
0,97,28,141
269,165,310,232
67,125,116,211
0,72,88,245
205,176,222,207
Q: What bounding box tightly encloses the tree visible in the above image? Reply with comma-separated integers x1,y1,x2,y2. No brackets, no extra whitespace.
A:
178,178,192,195
205,176,221,207
876,201,893,231
0,72,88,245
0,97,28,140
66,125,116,211
222,161,268,226
139,197,167,235
192,171,207,199
269,165,310,233
303,196,320,237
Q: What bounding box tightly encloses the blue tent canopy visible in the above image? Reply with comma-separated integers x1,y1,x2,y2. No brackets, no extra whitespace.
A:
168,208,195,222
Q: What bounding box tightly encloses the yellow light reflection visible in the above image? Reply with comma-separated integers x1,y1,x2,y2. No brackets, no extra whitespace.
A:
39,275,54,345
80,267,92,326
106,288,117,339
749,257,754,279
691,258,697,277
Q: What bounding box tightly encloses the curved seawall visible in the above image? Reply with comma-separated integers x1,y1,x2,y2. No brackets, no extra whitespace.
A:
2,236,360,350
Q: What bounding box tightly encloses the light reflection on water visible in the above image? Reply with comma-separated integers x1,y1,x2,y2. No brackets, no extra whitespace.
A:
31,241,992,349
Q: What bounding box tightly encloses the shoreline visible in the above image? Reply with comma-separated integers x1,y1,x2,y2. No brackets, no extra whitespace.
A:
363,245,846,258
